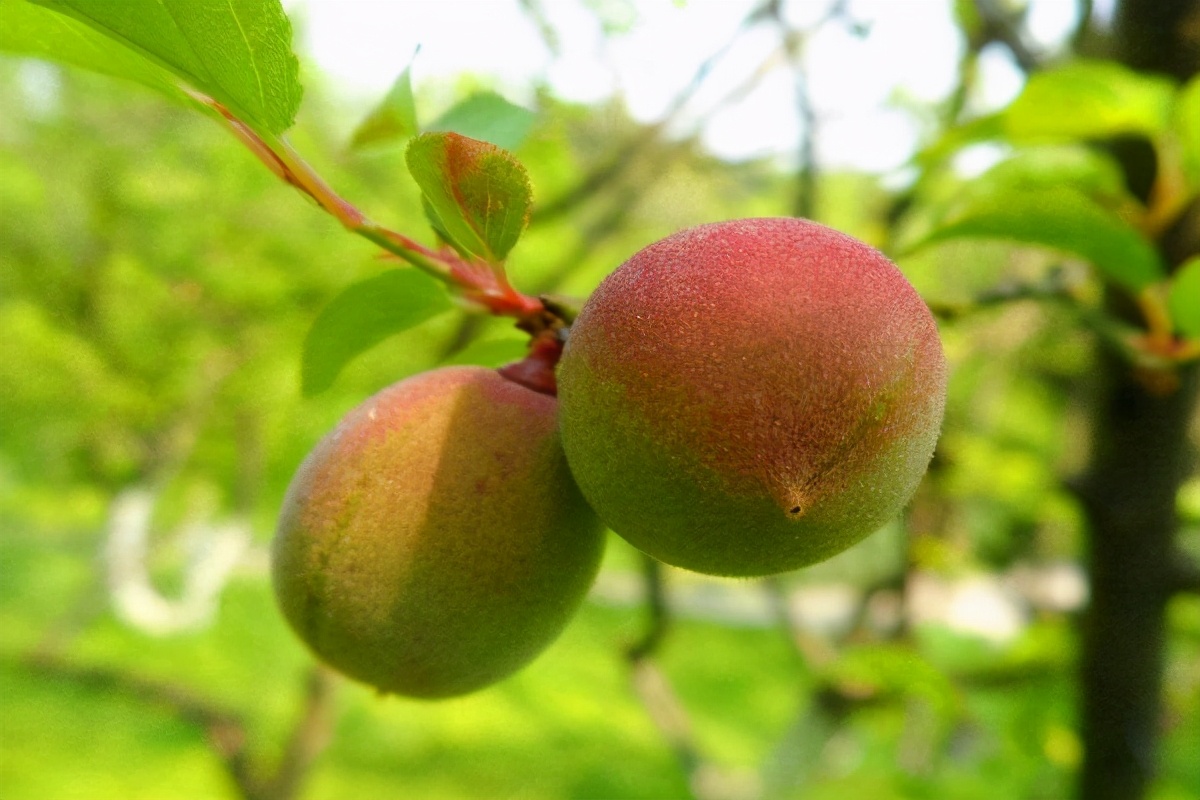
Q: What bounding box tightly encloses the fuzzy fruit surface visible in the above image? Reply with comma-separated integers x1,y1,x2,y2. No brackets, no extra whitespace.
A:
272,366,605,698
557,218,946,577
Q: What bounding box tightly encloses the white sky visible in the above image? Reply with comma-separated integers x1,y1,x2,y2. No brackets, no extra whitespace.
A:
282,0,1087,171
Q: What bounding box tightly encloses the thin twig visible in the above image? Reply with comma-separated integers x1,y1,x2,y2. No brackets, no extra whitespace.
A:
516,0,560,56
534,0,775,223
973,0,1043,72
626,555,669,662
258,668,339,800
925,273,1077,321
19,651,254,787
1071,0,1096,50
623,555,728,800
17,652,337,800
761,577,837,668
184,89,546,324
766,0,858,220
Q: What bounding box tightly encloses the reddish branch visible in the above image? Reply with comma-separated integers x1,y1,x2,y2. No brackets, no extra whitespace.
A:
187,91,547,329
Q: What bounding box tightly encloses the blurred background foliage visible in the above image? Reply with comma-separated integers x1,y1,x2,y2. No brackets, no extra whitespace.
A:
1,1,1199,799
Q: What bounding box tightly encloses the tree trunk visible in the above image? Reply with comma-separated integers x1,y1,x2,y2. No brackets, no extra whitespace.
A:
1077,359,1197,800
1075,2,1199,796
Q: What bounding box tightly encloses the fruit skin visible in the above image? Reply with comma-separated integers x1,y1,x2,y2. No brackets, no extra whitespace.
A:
557,218,946,577
272,366,604,698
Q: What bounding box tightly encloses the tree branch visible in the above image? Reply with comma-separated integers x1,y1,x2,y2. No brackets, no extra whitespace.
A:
974,0,1043,73
626,554,669,662
17,652,336,800
19,651,255,791
258,668,338,800
534,0,775,223
765,0,862,220
925,268,1080,321
622,555,736,800
185,90,546,324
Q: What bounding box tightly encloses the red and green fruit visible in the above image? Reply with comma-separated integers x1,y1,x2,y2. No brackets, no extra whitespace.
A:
557,217,946,577
272,366,604,698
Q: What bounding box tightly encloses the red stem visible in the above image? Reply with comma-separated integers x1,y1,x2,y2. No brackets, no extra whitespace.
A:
191,91,547,327
498,334,563,396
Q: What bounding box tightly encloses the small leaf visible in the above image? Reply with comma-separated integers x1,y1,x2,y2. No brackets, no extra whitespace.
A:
30,0,301,135
1005,60,1175,142
405,131,533,263
912,186,1164,291
1168,258,1200,339
349,58,419,151
0,0,186,103
301,270,452,395
429,91,537,152
420,195,460,254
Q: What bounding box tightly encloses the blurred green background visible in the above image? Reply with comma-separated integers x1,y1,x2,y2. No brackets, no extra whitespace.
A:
2,1,1199,799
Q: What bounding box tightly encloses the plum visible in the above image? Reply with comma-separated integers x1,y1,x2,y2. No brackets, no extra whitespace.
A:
273,366,604,698
557,218,946,577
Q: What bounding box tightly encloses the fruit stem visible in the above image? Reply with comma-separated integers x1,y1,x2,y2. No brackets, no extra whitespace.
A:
497,333,563,396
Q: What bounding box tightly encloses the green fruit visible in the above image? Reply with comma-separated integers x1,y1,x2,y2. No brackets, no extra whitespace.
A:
557,218,946,577
272,366,605,698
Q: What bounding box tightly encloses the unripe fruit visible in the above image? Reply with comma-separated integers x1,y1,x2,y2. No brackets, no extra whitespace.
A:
272,366,605,698
558,218,946,577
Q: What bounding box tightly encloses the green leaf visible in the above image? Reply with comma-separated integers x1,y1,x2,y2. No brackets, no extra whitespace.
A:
29,0,301,135
0,0,186,103
912,186,1164,291
914,62,1177,168
971,146,1131,206
301,270,453,395
1175,75,1200,191
349,58,419,151
1005,60,1176,142
1168,258,1200,339
420,195,459,253
405,131,533,263
429,91,537,152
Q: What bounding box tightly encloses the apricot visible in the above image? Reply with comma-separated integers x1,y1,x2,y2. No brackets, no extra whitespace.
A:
272,366,604,698
557,218,946,577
